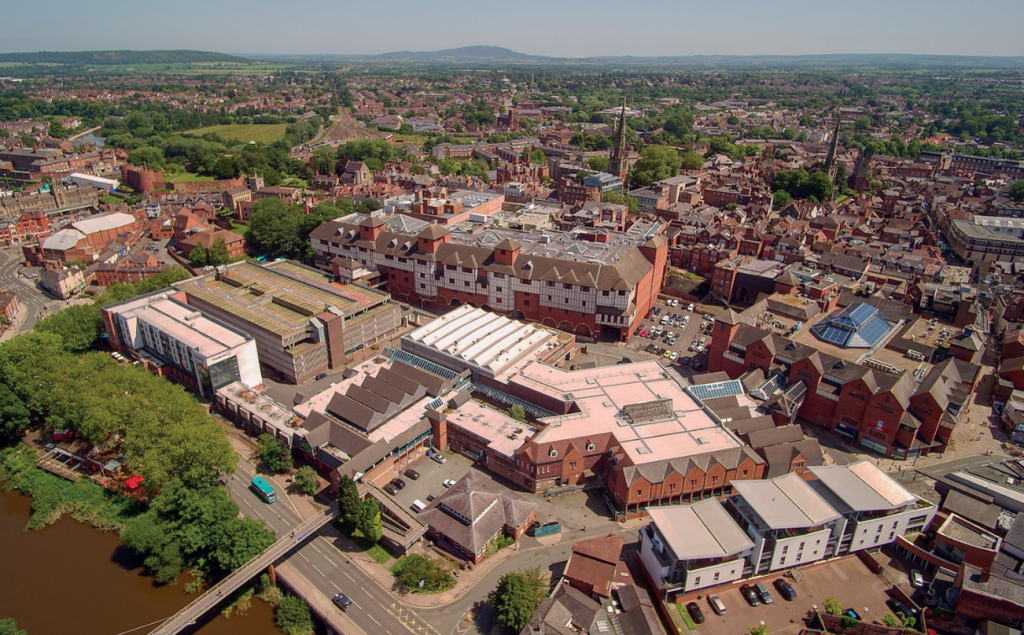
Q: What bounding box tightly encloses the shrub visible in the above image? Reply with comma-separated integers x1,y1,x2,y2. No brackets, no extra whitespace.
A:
276,594,313,635
390,554,455,593
823,596,844,616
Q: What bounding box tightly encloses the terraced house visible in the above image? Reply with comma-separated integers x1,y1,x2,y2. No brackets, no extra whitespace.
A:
310,214,668,342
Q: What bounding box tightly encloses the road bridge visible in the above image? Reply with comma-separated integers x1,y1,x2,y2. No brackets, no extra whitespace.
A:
149,502,337,635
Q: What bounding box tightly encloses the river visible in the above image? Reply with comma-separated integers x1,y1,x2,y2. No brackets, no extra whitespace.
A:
0,488,281,635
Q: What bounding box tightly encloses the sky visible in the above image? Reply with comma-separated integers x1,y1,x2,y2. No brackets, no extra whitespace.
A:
2,0,1023,58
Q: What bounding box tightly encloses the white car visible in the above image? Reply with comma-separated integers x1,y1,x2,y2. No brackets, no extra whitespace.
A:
443,479,457,488
687,303,695,312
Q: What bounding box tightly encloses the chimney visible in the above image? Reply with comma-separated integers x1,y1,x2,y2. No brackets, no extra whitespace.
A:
980,568,991,582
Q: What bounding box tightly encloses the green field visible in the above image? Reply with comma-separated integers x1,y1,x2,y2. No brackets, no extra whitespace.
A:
181,123,289,144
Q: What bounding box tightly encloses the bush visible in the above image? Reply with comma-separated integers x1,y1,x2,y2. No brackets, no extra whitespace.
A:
823,596,844,616
881,612,901,627
484,533,515,558
293,466,318,496
840,616,859,630
390,554,455,593
276,594,313,635
507,404,526,422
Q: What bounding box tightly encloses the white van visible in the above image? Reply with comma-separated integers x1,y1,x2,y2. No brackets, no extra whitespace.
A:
411,499,426,513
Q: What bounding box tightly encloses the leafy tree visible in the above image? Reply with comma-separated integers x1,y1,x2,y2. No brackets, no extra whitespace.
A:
489,567,548,633
773,190,792,208
126,146,165,169
390,554,455,593
214,517,277,572
679,150,704,170
355,198,382,214
587,156,609,172
247,198,303,258
0,618,27,635
602,191,640,214
276,594,314,635
261,436,293,473
32,304,102,353
749,623,769,635
0,383,31,444
823,596,844,616
357,496,383,543
899,613,916,629
336,474,361,531
293,465,318,496
188,245,208,267
1010,180,1024,202
630,145,682,188
527,149,546,164
855,115,873,132
312,146,335,175
507,404,526,422
206,238,229,267
881,612,901,627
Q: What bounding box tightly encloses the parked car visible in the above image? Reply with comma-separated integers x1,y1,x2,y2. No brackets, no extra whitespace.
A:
383,483,398,495
404,469,420,480
670,352,679,362
443,479,457,488
663,350,672,359
754,581,773,604
708,594,726,615
740,585,761,607
773,578,797,601
686,602,705,624
640,328,648,337
431,452,447,464
887,598,916,617
390,477,406,490
315,372,328,381
332,593,353,611
843,609,861,620
910,569,925,588
426,493,437,502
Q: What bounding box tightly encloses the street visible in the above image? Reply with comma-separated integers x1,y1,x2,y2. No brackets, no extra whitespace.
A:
0,246,60,333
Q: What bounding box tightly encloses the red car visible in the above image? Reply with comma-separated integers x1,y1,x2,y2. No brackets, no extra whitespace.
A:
640,328,648,337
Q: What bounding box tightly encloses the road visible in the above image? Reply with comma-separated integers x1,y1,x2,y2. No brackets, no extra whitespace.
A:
0,247,62,333
226,460,417,635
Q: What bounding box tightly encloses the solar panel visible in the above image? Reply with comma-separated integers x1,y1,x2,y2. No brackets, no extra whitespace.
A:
688,380,744,402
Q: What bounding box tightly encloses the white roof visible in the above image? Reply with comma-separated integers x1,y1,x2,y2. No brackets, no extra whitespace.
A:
648,499,753,560
808,460,916,512
42,228,85,251
71,212,135,235
732,473,840,530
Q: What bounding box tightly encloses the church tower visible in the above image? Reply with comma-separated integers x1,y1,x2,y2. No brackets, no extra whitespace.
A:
824,117,842,198
608,98,636,191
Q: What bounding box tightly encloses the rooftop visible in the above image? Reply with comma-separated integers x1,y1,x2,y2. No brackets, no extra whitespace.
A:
648,499,753,560
445,400,537,458
107,293,250,359
732,472,840,530
810,303,897,349
808,460,917,512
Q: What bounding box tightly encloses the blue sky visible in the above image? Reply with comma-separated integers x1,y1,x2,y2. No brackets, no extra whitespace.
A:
3,0,1023,57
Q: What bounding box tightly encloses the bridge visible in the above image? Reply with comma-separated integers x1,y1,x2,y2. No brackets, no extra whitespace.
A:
149,502,338,635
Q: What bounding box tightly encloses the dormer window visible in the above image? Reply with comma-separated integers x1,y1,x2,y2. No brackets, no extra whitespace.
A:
549,449,558,458
586,443,595,452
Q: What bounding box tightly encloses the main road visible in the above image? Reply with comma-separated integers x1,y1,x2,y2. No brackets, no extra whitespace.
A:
0,247,60,333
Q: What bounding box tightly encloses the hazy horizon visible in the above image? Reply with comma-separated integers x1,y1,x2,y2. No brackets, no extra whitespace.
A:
2,0,1023,58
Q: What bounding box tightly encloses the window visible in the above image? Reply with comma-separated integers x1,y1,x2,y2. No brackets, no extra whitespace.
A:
465,281,470,287
888,532,895,540
690,479,697,488
742,470,748,477
779,557,786,566
524,300,531,306
449,278,455,284
569,461,577,470
547,281,554,287
711,476,718,485
637,489,642,497
549,449,558,458
873,535,880,544
564,284,572,290
796,553,803,563
603,290,610,296
694,577,701,586
782,545,788,554
669,483,676,492
713,572,720,582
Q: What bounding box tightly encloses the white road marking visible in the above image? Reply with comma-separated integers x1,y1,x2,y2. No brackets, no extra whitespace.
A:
331,581,342,591
311,544,323,555
312,564,326,577
368,614,380,626
343,571,355,582
299,552,310,562
364,590,374,599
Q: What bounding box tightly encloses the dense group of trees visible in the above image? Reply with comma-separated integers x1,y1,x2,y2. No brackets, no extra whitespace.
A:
770,168,835,204
630,145,683,188
336,475,382,542
0,618,26,635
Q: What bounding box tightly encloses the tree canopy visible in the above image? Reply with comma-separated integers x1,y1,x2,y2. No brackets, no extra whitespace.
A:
489,567,548,633
770,168,834,203
1010,180,1024,202
630,145,682,188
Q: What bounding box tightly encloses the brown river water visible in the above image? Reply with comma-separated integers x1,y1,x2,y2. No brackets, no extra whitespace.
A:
0,488,281,635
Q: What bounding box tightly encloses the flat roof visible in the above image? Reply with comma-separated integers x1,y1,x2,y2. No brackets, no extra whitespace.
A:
648,499,753,560
519,360,742,465
808,460,917,512
71,212,135,235
111,294,249,359
938,515,1000,550
732,473,840,530
446,400,537,458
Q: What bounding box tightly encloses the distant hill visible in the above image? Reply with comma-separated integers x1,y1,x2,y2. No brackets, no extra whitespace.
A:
0,50,252,66
374,46,539,61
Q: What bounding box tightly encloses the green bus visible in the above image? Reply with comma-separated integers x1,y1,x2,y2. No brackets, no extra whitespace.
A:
250,476,277,503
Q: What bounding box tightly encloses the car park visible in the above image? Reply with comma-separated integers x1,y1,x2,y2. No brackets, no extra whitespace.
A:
708,594,726,615
754,582,773,604
773,578,797,601
404,469,420,480
686,602,705,624
740,584,761,607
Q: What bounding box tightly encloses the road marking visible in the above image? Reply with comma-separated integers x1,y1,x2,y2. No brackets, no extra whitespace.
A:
252,508,265,520
365,590,374,599
311,544,323,555
343,571,355,582
312,564,325,577
331,581,342,591
368,614,381,626
299,553,310,562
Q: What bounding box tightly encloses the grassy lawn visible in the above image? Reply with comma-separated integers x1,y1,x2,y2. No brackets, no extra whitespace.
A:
181,123,288,144
348,530,394,565
677,603,697,630
229,220,249,234
164,171,215,183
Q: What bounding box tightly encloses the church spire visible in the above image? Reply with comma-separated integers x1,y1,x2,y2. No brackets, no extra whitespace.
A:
609,97,632,190
824,116,842,201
